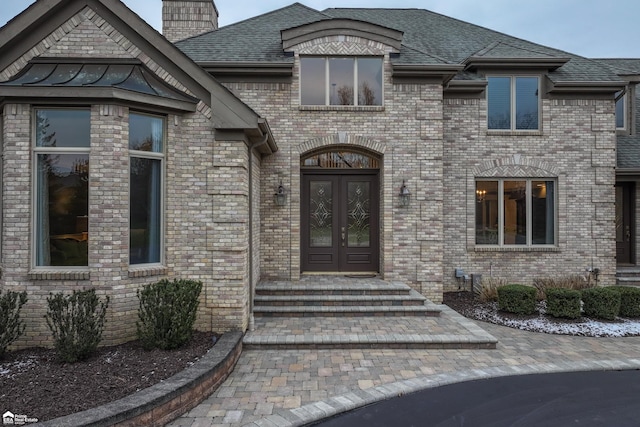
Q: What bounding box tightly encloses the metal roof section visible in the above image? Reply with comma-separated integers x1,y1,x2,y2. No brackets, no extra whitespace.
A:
0,58,199,112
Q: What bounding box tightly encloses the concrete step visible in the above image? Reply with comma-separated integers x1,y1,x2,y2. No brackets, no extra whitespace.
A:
253,304,440,317
256,281,412,296
254,290,427,307
244,305,497,350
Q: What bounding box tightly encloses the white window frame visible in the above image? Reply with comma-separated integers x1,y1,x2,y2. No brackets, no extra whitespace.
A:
300,56,384,106
476,178,557,247
487,75,541,131
128,112,166,266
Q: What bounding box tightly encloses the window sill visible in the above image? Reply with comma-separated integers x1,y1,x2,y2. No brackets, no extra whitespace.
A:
299,105,385,112
474,246,560,253
128,265,168,278
29,269,90,280
486,130,542,136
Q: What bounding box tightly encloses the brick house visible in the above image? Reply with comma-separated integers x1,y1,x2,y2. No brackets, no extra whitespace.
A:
0,0,635,348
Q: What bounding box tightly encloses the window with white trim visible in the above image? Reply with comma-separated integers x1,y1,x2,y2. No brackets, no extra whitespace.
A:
487,76,539,130
476,179,556,246
129,113,164,265
34,108,90,266
300,56,383,106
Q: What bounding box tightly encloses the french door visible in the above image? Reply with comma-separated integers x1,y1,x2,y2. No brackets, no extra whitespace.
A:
301,171,379,272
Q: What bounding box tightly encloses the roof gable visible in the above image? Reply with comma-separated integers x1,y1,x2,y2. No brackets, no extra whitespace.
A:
0,0,274,140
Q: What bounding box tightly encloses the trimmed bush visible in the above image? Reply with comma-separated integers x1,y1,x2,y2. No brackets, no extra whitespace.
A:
136,279,202,350
0,290,28,359
45,289,110,363
610,286,640,318
497,284,536,315
545,288,581,319
581,287,621,320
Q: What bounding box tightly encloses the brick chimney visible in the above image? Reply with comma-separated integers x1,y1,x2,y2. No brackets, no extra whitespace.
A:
162,0,219,43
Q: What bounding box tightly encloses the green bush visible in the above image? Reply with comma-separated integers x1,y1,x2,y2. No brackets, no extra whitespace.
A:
610,286,640,318
581,287,620,320
497,284,536,315
45,289,109,363
533,275,592,300
136,279,202,350
478,277,507,303
545,288,581,319
0,290,28,359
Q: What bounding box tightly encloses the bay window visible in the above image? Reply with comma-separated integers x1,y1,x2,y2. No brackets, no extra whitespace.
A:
35,108,90,266
476,179,555,246
300,56,383,106
129,113,164,265
487,76,539,130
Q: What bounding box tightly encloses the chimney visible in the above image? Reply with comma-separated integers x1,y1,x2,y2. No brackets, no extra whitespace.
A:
162,0,219,43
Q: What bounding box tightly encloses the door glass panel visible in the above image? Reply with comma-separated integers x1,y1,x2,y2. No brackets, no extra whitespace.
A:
309,181,333,247
347,181,370,247
504,181,527,245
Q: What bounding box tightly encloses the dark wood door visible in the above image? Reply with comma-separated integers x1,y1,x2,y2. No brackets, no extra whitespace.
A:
301,171,379,272
616,183,634,265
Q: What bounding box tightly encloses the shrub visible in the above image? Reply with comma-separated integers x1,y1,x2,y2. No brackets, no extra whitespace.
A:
0,290,28,359
533,275,592,300
45,289,110,363
545,288,581,319
478,277,507,303
610,286,640,318
497,284,536,315
136,279,202,350
581,287,621,321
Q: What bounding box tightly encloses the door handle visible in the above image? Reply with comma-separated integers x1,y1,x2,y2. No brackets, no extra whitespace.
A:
626,227,631,241
341,227,345,247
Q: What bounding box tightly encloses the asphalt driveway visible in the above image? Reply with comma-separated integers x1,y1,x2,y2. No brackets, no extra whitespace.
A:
313,369,640,427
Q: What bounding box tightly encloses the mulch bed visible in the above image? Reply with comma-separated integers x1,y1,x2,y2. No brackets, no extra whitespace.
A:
0,331,216,422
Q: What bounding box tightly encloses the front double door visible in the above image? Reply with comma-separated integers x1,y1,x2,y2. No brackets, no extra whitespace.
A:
301,171,379,272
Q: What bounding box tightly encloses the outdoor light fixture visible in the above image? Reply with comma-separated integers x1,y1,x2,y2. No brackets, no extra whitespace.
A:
274,181,286,206
399,180,411,207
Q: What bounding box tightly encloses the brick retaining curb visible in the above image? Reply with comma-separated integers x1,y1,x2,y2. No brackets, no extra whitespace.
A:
37,330,243,427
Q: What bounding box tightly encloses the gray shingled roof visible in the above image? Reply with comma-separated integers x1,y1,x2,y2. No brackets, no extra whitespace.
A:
598,59,640,170
176,3,622,83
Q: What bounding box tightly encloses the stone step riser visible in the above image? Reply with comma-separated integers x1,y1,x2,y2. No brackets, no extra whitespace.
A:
243,342,497,350
254,300,425,307
256,290,409,296
253,311,439,318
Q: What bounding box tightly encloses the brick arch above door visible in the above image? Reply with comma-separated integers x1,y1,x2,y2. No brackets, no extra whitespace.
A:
296,133,387,157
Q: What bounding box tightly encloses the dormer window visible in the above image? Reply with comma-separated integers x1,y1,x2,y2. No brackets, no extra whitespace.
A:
300,57,383,106
487,76,539,131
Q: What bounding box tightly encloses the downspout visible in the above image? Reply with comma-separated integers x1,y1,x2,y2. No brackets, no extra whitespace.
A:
247,132,269,331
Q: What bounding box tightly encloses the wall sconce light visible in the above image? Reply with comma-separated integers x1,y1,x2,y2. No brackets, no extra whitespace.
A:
274,181,286,206
399,180,411,207
476,189,486,202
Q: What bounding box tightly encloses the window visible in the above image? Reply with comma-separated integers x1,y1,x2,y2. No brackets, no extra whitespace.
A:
476,179,555,246
300,57,383,106
129,113,164,264
616,91,626,129
487,76,539,130
34,108,90,266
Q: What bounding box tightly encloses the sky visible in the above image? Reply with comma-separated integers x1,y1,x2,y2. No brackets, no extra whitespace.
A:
1,0,638,58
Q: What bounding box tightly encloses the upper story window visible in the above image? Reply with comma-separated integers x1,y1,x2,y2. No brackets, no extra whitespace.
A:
616,91,626,129
487,76,539,130
300,57,383,106
476,179,556,247
34,108,90,267
129,113,165,265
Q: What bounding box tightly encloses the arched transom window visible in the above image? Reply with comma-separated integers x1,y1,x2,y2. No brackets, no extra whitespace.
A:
301,149,380,169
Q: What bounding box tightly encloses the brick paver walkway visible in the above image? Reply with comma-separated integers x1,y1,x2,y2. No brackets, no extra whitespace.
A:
168,308,640,427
